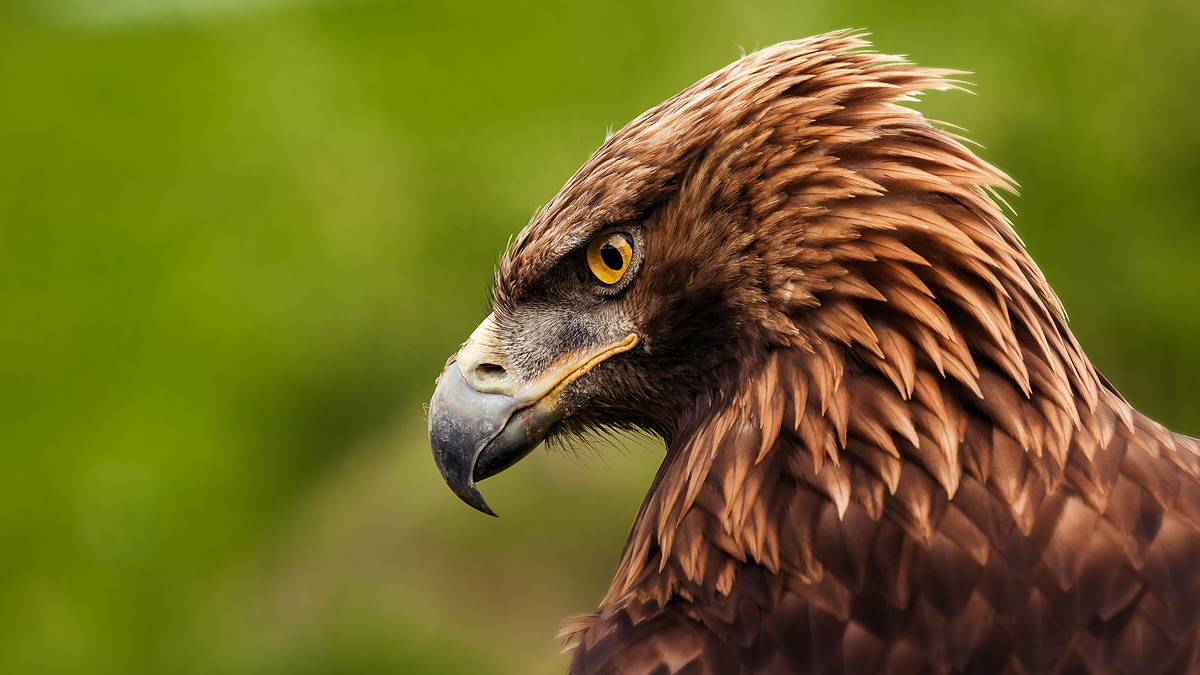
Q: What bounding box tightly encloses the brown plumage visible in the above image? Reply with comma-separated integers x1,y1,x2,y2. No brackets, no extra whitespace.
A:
428,31,1200,674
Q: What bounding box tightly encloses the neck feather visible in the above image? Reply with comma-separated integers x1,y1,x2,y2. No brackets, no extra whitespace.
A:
600,184,1129,613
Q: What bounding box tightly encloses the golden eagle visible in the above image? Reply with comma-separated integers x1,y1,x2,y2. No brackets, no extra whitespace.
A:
428,31,1200,674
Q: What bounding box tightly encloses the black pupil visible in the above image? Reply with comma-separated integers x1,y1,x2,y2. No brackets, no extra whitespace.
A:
600,243,623,271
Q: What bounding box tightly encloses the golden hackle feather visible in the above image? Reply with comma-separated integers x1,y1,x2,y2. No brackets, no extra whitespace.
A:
533,31,1200,674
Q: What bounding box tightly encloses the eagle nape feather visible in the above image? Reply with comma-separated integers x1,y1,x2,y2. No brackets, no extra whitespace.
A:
428,30,1200,674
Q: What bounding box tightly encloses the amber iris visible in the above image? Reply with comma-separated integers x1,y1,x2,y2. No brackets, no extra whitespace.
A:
586,233,633,285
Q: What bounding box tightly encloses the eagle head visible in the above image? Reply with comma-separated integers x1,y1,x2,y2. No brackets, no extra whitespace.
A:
430,31,1022,515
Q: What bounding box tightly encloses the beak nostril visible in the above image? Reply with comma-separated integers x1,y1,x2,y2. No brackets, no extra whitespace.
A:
474,363,507,382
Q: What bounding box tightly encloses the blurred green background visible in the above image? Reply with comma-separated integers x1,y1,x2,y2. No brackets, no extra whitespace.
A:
2,0,1199,672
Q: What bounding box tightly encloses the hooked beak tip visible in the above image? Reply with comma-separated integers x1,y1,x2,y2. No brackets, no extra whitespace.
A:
454,481,498,517
432,446,499,516
428,364,514,516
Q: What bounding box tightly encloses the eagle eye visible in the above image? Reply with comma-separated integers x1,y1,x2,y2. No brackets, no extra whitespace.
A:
586,233,634,286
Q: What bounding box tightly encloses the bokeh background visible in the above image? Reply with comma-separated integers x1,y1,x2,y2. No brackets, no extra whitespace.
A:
3,0,1200,672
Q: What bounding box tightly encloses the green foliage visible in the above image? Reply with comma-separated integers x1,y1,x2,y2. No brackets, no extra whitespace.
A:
2,0,1198,672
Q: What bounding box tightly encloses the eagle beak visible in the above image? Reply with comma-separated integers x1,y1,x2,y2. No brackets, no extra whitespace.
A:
428,314,638,516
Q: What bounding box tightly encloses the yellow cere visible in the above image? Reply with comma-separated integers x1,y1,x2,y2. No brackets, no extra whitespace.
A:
586,233,633,285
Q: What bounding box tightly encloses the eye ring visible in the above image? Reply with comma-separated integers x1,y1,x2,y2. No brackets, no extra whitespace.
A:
586,233,634,285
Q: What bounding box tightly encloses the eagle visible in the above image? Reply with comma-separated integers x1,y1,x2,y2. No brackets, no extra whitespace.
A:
427,31,1200,674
